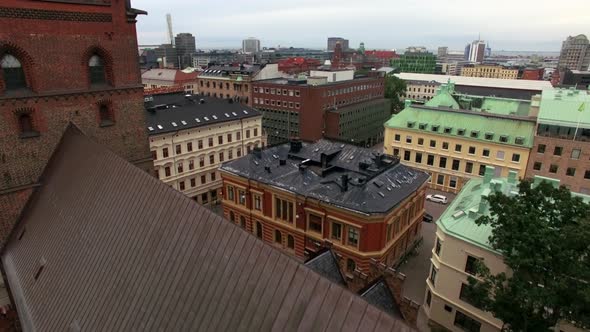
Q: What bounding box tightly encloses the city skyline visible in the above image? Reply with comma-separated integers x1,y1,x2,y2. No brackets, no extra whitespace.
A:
136,0,589,51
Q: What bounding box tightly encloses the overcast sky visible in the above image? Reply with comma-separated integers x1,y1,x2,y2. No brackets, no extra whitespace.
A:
135,0,589,52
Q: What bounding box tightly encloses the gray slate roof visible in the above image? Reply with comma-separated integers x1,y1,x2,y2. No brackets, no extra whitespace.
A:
1,125,414,332
220,140,429,215
145,93,261,135
304,250,347,286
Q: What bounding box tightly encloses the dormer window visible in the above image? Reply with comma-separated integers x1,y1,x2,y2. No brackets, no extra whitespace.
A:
457,128,466,136
499,135,508,143
470,130,479,138
431,125,440,132
419,123,427,130
407,121,415,128
1,54,27,90
88,54,106,85
515,136,525,145
484,132,494,140
444,127,452,134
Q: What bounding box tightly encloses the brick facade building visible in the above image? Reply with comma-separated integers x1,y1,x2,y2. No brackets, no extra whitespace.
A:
0,0,151,246
220,140,428,289
252,74,387,146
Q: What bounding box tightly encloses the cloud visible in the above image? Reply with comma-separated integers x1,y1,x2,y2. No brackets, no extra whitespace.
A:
134,0,590,51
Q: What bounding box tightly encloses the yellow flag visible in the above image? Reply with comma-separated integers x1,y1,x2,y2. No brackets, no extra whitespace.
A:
579,103,585,112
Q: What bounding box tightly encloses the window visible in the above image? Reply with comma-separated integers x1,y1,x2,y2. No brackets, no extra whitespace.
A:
454,311,481,332
449,176,458,188
208,137,214,147
435,238,442,256
238,190,245,205
468,146,476,155
496,150,505,159
240,216,246,228
347,227,359,247
331,222,342,240
571,149,581,160
470,131,479,138
429,265,437,286
256,221,263,239
549,164,558,173
88,54,106,85
254,195,262,210
287,235,295,249
437,174,445,185
478,165,486,176
190,178,196,187
179,181,185,191
533,162,542,171
429,140,436,148
197,140,203,149
404,150,411,161
394,134,401,142
274,230,282,244
499,135,508,143
425,290,432,307
415,153,423,164
211,172,216,181
585,170,590,179
427,154,434,166
484,132,494,140
227,186,235,201
187,142,193,152
512,153,520,162
201,175,206,184
254,128,258,137
237,148,242,157
537,144,546,153
18,113,36,136
209,155,215,164
218,136,223,144
151,150,157,161
98,104,113,126
308,214,323,233
177,163,183,173
515,136,524,145
405,136,412,144
164,167,171,177
418,138,424,145
439,157,447,168
442,142,449,150
444,127,452,134
393,148,400,156
1,54,27,90
228,150,233,160
452,159,460,171
275,197,294,223
482,149,490,157
554,146,563,156
455,144,462,152
346,258,356,273
219,152,224,162
162,148,169,158
465,162,473,174
566,167,576,176
419,123,427,130
199,157,205,167
465,255,480,275
176,144,181,155
188,160,194,170
460,283,481,308
457,128,466,136
431,125,439,132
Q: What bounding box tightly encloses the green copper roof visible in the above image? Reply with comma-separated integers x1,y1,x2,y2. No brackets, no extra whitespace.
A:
437,168,590,253
538,88,590,128
384,106,536,148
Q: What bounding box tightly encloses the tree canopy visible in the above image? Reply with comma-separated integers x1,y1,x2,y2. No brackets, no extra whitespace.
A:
384,74,406,114
467,180,590,331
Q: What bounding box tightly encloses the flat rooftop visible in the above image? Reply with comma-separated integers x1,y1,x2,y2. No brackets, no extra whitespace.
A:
144,93,261,135
395,73,552,91
254,76,379,87
220,140,429,215
538,88,590,128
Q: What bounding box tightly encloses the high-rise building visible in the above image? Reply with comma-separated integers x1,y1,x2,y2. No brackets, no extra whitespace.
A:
174,33,197,69
557,34,590,71
327,37,349,51
437,46,448,59
242,37,261,53
467,39,486,63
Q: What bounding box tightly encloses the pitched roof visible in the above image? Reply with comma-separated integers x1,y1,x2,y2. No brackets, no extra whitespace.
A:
1,126,414,332
141,68,197,83
394,72,552,91
304,250,347,286
220,140,429,215
360,280,404,319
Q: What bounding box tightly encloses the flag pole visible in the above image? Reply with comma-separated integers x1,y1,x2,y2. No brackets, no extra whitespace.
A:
574,102,585,141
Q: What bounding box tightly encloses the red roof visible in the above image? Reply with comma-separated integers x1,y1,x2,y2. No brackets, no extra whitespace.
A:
365,50,399,59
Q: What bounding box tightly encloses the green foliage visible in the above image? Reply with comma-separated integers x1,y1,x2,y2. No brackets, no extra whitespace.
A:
468,180,590,331
384,74,406,114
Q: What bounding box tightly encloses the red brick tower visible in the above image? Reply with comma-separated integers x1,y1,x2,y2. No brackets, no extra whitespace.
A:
332,42,342,69
0,0,152,246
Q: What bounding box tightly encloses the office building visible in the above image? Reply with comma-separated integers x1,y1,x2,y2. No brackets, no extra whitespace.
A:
558,34,590,71
391,47,437,74
174,33,197,69
258,48,329,64
467,40,486,63
384,82,536,193
461,64,519,79
192,50,242,67
242,37,261,53
154,43,178,68
525,88,590,194
395,73,552,101
252,74,388,146
145,93,264,205
328,37,349,51
437,47,448,59
561,69,590,89
220,139,428,276
425,168,589,332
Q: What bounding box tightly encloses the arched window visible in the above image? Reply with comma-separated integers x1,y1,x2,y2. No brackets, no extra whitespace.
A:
98,104,114,126
19,113,34,134
239,216,246,229
1,54,27,90
88,54,106,85
256,221,263,239
274,230,282,244
346,258,356,273
287,235,295,249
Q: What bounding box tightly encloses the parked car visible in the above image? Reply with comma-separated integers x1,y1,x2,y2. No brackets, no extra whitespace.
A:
422,213,434,223
426,194,448,204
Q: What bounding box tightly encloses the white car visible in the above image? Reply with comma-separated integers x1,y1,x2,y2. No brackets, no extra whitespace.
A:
426,194,448,204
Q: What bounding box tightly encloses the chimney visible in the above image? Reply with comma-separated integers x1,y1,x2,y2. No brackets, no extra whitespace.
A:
478,194,488,213
279,159,286,166
289,138,302,153
483,166,494,185
199,99,205,104
340,174,349,192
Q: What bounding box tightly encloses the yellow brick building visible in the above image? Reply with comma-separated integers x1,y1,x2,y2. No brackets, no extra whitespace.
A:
383,83,535,193
461,64,519,79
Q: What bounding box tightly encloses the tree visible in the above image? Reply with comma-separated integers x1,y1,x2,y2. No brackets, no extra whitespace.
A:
467,180,590,331
384,73,406,114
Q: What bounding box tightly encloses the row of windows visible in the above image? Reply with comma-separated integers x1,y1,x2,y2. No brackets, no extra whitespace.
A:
254,98,300,109
254,87,300,97
199,80,249,92
402,123,526,145
393,141,521,165
537,144,587,160
322,93,381,110
153,130,259,160
385,199,422,243
325,83,383,97
172,172,218,191
156,147,248,179
306,212,360,249
533,162,590,179
406,86,436,94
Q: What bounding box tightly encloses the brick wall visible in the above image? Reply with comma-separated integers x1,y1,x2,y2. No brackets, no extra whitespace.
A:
0,0,151,246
